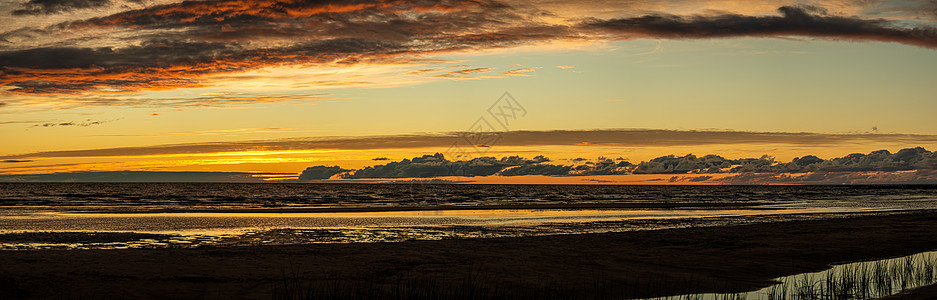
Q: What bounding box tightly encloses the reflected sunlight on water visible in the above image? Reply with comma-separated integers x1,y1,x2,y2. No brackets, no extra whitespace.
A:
2,184,936,249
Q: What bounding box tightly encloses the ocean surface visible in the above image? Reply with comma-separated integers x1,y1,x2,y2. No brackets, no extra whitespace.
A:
1,183,936,249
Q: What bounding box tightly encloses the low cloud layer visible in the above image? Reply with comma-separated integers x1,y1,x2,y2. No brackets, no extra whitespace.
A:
298,165,350,181
4,129,936,160
632,147,937,174
326,147,937,184
4,147,935,183
0,171,285,182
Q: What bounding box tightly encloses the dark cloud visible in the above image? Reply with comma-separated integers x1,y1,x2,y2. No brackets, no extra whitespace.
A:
298,166,350,181
0,40,248,93
716,169,937,185
2,0,562,94
633,154,742,174
584,5,937,48
341,154,599,178
0,41,230,69
0,160,33,163
372,157,389,161
0,27,48,45
3,129,937,160
667,175,714,183
498,163,571,176
631,147,937,174
324,147,937,180
4,2,936,96
73,0,499,30
12,0,110,15
735,147,937,173
0,171,286,182
0,102,6,107
343,153,545,178
568,157,632,176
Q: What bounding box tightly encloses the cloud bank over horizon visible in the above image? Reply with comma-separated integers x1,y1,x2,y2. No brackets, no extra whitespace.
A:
316,146,937,179
8,146,936,184
4,129,936,160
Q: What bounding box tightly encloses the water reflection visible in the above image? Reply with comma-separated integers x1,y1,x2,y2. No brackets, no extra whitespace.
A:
0,207,905,250
1,207,880,235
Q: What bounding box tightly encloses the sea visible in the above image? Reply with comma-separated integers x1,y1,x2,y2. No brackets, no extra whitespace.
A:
1,183,936,249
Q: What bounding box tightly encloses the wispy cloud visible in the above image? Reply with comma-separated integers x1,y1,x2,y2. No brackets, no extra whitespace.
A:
30,119,117,128
498,68,536,76
89,127,298,137
0,120,41,125
4,92,332,110
433,67,496,79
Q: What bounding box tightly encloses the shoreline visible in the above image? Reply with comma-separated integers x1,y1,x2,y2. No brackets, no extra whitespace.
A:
3,210,937,298
61,201,778,214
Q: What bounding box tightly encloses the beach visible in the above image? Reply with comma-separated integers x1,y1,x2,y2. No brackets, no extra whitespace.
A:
3,209,937,299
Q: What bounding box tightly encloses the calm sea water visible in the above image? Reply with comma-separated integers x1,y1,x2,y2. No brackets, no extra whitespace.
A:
3,183,937,211
1,183,936,249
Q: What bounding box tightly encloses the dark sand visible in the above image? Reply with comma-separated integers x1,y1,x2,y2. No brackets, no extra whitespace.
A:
2,210,937,299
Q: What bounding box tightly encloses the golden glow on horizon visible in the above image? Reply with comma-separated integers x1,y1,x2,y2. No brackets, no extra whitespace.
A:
2,141,935,178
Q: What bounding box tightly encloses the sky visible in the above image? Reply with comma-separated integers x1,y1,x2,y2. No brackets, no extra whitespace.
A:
1,0,936,183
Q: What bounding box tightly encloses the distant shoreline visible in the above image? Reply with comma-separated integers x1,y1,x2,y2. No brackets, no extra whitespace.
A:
66,202,778,214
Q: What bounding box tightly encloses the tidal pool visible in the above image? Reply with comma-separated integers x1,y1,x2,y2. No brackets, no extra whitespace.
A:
0,206,908,249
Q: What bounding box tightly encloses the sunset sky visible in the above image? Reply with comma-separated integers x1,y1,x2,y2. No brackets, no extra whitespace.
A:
1,0,936,183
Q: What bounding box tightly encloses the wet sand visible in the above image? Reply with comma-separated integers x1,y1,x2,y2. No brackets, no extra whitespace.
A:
2,210,937,299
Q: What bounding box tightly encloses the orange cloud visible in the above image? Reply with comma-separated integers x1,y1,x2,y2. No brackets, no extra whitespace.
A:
2,1,935,98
